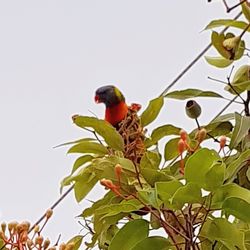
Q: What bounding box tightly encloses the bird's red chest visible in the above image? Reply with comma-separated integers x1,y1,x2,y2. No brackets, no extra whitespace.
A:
105,101,128,126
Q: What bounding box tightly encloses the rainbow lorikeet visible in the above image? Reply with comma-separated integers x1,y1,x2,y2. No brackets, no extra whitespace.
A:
95,85,129,126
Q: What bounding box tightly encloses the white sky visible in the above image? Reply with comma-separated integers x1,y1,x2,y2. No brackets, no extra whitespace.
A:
0,0,248,246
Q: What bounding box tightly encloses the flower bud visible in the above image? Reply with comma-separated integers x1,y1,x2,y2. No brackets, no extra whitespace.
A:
48,247,56,250
180,129,188,141
130,103,142,112
1,223,6,233
59,243,66,250
20,231,28,243
35,236,44,246
65,242,75,250
100,179,114,189
115,164,122,177
20,221,30,232
220,136,227,149
197,128,207,142
8,221,18,233
34,225,40,233
185,100,201,119
27,239,33,249
46,209,53,219
178,139,186,154
223,36,240,52
43,239,51,249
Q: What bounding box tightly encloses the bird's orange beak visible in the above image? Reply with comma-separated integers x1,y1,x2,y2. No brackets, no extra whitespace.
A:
95,95,101,103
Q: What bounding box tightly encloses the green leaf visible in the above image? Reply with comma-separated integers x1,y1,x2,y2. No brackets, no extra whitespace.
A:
225,65,250,94
184,148,221,190
54,138,96,148
171,182,202,209
242,2,250,22
92,156,136,184
156,180,183,205
0,240,7,250
212,183,250,209
71,155,93,174
68,141,108,155
223,197,250,223
141,168,173,187
211,31,231,59
132,236,172,250
235,39,245,60
95,199,143,218
233,65,250,83
200,218,246,250
205,56,233,68
207,121,233,138
82,191,119,217
91,156,135,176
225,149,250,181
204,162,225,191
140,151,161,170
66,235,83,250
141,96,164,127
145,124,181,147
229,112,250,149
165,88,223,100
226,80,250,94
74,169,98,202
205,19,249,31
73,116,124,151
109,219,149,250
138,189,159,208
210,113,235,124
164,138,179,161
192,121,232,140
150,213,161,229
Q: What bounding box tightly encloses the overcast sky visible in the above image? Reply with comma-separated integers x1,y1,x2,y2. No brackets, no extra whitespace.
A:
0,0,248,246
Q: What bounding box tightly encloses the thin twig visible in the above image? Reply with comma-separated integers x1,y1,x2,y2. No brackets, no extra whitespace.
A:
245,91,250,116
228,0,247,13
29,185,75,233
210,95,238,121
194,194,212,244
222,0,247,13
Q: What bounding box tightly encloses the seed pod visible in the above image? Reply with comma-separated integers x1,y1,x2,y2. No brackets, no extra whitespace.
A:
185,100,201,119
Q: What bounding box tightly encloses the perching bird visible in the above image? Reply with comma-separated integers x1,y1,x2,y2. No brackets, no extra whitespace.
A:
95,85,128,126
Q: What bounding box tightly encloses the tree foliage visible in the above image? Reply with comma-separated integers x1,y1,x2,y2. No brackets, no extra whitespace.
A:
60,2,250,249
1,1,250,250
